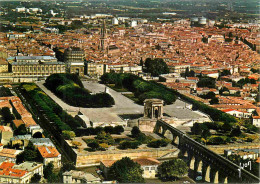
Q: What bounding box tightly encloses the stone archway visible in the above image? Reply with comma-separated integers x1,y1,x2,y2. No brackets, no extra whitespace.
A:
218,171,228,184
164,129,174,140
33,131,43,138
194,159,203,174
157,125,163,135
173,135,180,145
189,156,195,170
211,170,219,183
203,165,210,182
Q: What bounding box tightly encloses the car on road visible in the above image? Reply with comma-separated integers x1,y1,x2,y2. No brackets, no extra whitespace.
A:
196,171,202,181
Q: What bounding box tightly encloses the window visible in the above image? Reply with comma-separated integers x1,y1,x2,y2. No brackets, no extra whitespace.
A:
151,167,155,170
145,167,149,171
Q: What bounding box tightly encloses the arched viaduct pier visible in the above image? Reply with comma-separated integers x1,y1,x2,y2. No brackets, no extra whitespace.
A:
154,119,260,183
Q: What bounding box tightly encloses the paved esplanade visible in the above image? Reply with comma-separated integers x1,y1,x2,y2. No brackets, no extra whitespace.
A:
36,81,208,124
36,81,143,123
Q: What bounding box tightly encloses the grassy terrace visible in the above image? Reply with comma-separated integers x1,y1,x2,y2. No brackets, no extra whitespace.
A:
20,83,81,134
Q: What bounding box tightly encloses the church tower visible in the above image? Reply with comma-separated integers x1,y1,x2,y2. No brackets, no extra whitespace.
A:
100,19,107,51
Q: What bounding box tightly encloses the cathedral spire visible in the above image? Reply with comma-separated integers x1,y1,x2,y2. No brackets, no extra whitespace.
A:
100,19,107,51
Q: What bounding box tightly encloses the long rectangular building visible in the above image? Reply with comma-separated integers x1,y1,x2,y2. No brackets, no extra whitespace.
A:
11,61,65,76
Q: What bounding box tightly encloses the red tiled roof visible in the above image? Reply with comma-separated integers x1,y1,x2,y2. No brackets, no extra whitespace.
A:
0,162,28,178
0,126,12,132
133,157,160,166
21,117,37,127
101,157,160,168
38,146,60,158
222,109,243,113
0,162,15,170
12,120,24,128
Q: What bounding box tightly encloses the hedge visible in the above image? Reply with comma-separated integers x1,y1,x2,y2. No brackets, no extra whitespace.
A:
45,73,115,107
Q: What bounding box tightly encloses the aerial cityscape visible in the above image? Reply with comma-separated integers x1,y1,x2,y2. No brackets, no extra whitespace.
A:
0,0,259,183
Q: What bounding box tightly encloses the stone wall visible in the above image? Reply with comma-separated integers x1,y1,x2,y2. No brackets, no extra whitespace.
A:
75,148,177,167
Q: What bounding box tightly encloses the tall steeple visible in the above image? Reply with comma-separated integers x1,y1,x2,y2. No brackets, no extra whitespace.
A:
100,19,107,51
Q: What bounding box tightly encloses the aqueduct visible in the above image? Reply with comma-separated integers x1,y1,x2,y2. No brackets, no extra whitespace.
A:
154,119,260,183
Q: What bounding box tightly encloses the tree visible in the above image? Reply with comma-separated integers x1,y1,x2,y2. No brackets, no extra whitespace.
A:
1,107,14,123
202,37,208,43
71,20,83,29
230,126,242,137
191,123,207,135
208,136,225,145
16,141,41,164
144,58,169,77
210,97,219,105
114,125,124,134
0,87,13,97
158,158,189,180
220,70,231,77
48,173,60,183
205,92,216,99
131,126,141,137
30,173,41,183
184,67,189,78
23,149,38,161
60,162,76,173
108,157,144,183
139,58,143,66
104,126,114,134
95,131,115,145
16,152,25,164
87,141,100,151
43,162,54,179
197,77,216,88
219,87,229,95
221,122,232,132
202,129,211,140
14,124,27,136
62,130,75,140
250,68,260,74
246,124,257,133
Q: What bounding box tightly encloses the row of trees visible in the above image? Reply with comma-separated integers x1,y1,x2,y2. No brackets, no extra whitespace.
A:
45,73,115,107
22,83,73,132
101,73,176,104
